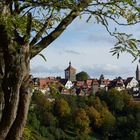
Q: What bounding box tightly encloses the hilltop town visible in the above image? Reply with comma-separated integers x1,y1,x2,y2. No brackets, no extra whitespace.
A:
32,62,140,98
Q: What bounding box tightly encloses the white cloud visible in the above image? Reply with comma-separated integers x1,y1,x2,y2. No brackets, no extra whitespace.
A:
31,65,64,77
81,64,133,79
30,16,139,79
64,49,82,55
30,62,135,80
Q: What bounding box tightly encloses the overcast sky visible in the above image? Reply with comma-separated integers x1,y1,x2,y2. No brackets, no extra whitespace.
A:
30,16,140,80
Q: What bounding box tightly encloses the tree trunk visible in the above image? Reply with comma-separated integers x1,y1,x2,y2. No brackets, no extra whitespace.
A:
5,79,32,140
0,81,21,139
0,45,4,121
0,27,31,139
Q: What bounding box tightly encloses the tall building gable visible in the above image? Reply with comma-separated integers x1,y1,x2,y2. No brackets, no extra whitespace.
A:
65,62,76,81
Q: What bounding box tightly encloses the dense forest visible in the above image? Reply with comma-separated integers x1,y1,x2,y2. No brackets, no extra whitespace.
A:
23,89,140,140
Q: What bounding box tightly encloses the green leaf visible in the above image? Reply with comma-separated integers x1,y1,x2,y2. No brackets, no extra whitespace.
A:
38,54,47,61
86,15,92,23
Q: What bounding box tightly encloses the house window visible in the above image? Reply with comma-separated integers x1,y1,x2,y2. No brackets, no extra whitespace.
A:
66,71,69,76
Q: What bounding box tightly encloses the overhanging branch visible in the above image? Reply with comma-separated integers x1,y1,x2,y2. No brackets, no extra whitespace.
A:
30,10,78,58
30,15,53,46
30,0,91,58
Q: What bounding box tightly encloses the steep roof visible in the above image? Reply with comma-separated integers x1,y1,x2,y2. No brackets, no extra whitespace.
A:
65,62,76,71
85,79,93,86
125,77,133,84
136,65,139,71
60,79,69,85
85,79,99,86
109,78,124,88
99,79,110,85
124,77,138,86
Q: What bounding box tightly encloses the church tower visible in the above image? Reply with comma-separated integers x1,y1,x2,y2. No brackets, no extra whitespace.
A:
136,65,140,81
65,62,76,81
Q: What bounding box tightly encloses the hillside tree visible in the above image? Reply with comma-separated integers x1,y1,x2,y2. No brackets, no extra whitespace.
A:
0,0,140,139
76,71,90,81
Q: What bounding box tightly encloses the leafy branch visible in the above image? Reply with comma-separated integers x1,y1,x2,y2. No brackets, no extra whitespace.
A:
110,33,140,62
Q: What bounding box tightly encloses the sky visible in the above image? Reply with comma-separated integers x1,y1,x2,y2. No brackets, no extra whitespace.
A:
30,15,140,80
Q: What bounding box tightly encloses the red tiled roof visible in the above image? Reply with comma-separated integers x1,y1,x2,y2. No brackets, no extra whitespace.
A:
99,79,110,85
85,80,92,86
92,79,99,85
46,77,58,83
103,79,110,84
39,78,47,88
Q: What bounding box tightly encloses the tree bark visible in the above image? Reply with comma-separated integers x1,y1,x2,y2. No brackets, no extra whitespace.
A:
0,42,4,121
0,22,21,139
5,80,32,140
0,36,31,140
0,82,20,139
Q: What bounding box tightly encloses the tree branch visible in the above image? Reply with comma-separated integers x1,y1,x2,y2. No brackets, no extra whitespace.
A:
30,10,77,58
31,0,91,58
30,15,53,46
85,8,140,26
24,13,32,42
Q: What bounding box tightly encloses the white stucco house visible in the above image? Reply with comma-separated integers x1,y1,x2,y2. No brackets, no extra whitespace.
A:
60,79,73,89
125,77,139,89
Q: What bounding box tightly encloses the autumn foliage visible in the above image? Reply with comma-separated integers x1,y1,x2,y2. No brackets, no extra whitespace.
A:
24,89,140,140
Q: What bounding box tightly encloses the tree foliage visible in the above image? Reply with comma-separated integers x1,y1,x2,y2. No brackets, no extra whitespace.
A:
85,106,101,129
99,107,116,138
76,71,90,81
74,108,90,135
0,0,140,60
54,98,71,118
26,90,140,140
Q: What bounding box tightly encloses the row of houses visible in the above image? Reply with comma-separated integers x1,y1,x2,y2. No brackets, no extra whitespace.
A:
32,63,140,96
32,75,140,97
